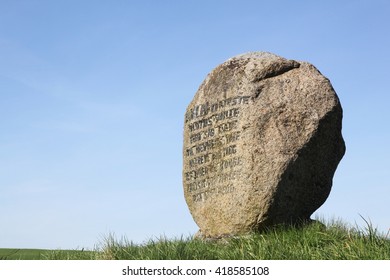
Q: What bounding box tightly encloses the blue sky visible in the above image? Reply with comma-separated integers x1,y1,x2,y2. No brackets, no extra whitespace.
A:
1,0,389,249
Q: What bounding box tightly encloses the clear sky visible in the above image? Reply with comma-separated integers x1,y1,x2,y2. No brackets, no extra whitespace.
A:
1,0,389,250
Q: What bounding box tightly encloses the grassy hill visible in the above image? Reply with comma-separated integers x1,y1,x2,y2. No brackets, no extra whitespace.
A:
0,248,51,260
1,219,389,260
0,248,96,260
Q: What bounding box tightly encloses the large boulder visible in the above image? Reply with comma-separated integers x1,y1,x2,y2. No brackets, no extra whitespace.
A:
183,52,345,238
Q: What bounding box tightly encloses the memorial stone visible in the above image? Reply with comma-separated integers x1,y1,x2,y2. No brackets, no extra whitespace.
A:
183,52,345,238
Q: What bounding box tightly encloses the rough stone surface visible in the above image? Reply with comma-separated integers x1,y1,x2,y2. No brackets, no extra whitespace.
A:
183,52,345,238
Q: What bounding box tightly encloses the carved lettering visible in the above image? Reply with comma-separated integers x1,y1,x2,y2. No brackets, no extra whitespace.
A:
184,95,251,202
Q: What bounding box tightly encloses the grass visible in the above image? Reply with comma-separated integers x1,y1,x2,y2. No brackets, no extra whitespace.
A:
0,249,51,260
99,219,390,260
2,218,389,260
0,248,97,260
